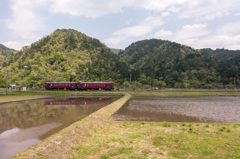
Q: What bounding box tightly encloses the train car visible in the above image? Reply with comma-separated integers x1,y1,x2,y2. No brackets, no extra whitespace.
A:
45,82,78,90
78,82,114,91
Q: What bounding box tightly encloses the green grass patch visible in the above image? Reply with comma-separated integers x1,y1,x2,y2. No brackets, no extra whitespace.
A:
152,125,240,158
108,147,134,157
162,122,171,127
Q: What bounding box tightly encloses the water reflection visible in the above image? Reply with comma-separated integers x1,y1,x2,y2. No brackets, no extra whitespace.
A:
110,97,240,124
0,97,115,159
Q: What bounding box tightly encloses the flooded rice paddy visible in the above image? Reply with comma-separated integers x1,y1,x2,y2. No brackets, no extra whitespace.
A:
0,97,116,159
110,96,240,124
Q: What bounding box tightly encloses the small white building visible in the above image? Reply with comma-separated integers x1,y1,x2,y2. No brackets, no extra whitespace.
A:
9,85,17,89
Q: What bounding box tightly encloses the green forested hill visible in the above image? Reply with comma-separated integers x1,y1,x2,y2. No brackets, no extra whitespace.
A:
0,29,130,88
200,48,240,62
120,39,239,88
0,44,15,67
200,48,240,80
0,30,239,89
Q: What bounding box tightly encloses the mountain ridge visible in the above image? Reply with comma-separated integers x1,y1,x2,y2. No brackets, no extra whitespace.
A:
0,29,131,88
0,29,239,89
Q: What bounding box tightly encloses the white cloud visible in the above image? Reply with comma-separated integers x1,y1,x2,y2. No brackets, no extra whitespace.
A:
105,16,163,47
153,30,173,37
104,36,126,47
48,0,186,18
170,23,210,48
113,26,153,37
217,22,240,35
47,0,240,25
139,0,187,12
179,0,240,21
161,12,170,17
3,0,240,50
49,0,135,18
5,0,47,39
175,23,209,40
3,41,26,50
183,23,207,29
187,35,240,50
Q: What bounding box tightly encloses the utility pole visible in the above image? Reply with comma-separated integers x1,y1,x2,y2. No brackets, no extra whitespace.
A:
6,70,8,95
234,77,236,90
135,76,136,91
124,78,126,90
129,74,132,92
19,75,21,91
185,77,188,90
9,73,12,89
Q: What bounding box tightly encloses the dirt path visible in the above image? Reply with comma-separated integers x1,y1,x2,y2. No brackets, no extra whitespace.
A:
0,95,53,104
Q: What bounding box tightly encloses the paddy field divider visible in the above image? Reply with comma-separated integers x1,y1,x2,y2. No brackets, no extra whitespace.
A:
14,93,131,158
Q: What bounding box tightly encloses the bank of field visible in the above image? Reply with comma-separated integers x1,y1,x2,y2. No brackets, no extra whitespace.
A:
13,92,240,159
0,90,125,104
0,95,53,104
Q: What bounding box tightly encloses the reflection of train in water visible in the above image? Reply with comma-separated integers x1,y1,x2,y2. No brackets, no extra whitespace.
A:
45,98,113,106
45,82,114,91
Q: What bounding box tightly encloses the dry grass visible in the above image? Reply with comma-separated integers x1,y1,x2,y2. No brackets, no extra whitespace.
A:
0,95,53,104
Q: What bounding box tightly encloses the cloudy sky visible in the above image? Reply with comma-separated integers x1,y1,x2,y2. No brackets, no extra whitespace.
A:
1,0,240,50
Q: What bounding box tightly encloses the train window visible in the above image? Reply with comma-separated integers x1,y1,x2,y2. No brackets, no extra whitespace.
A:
94,84,96,86
59,84,61,86
97,84,99,86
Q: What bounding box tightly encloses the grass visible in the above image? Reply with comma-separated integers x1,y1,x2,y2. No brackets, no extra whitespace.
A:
0,95,53,104
0,89,126,96
131,90,240,97
8,91,240,158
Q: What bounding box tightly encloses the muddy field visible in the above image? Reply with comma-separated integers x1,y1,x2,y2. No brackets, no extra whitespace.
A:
111,96,240,123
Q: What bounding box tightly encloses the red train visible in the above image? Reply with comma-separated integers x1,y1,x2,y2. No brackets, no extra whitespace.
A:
45,82,114,91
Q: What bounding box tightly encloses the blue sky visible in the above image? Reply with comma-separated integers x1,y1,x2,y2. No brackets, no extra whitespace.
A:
1,0,240,50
